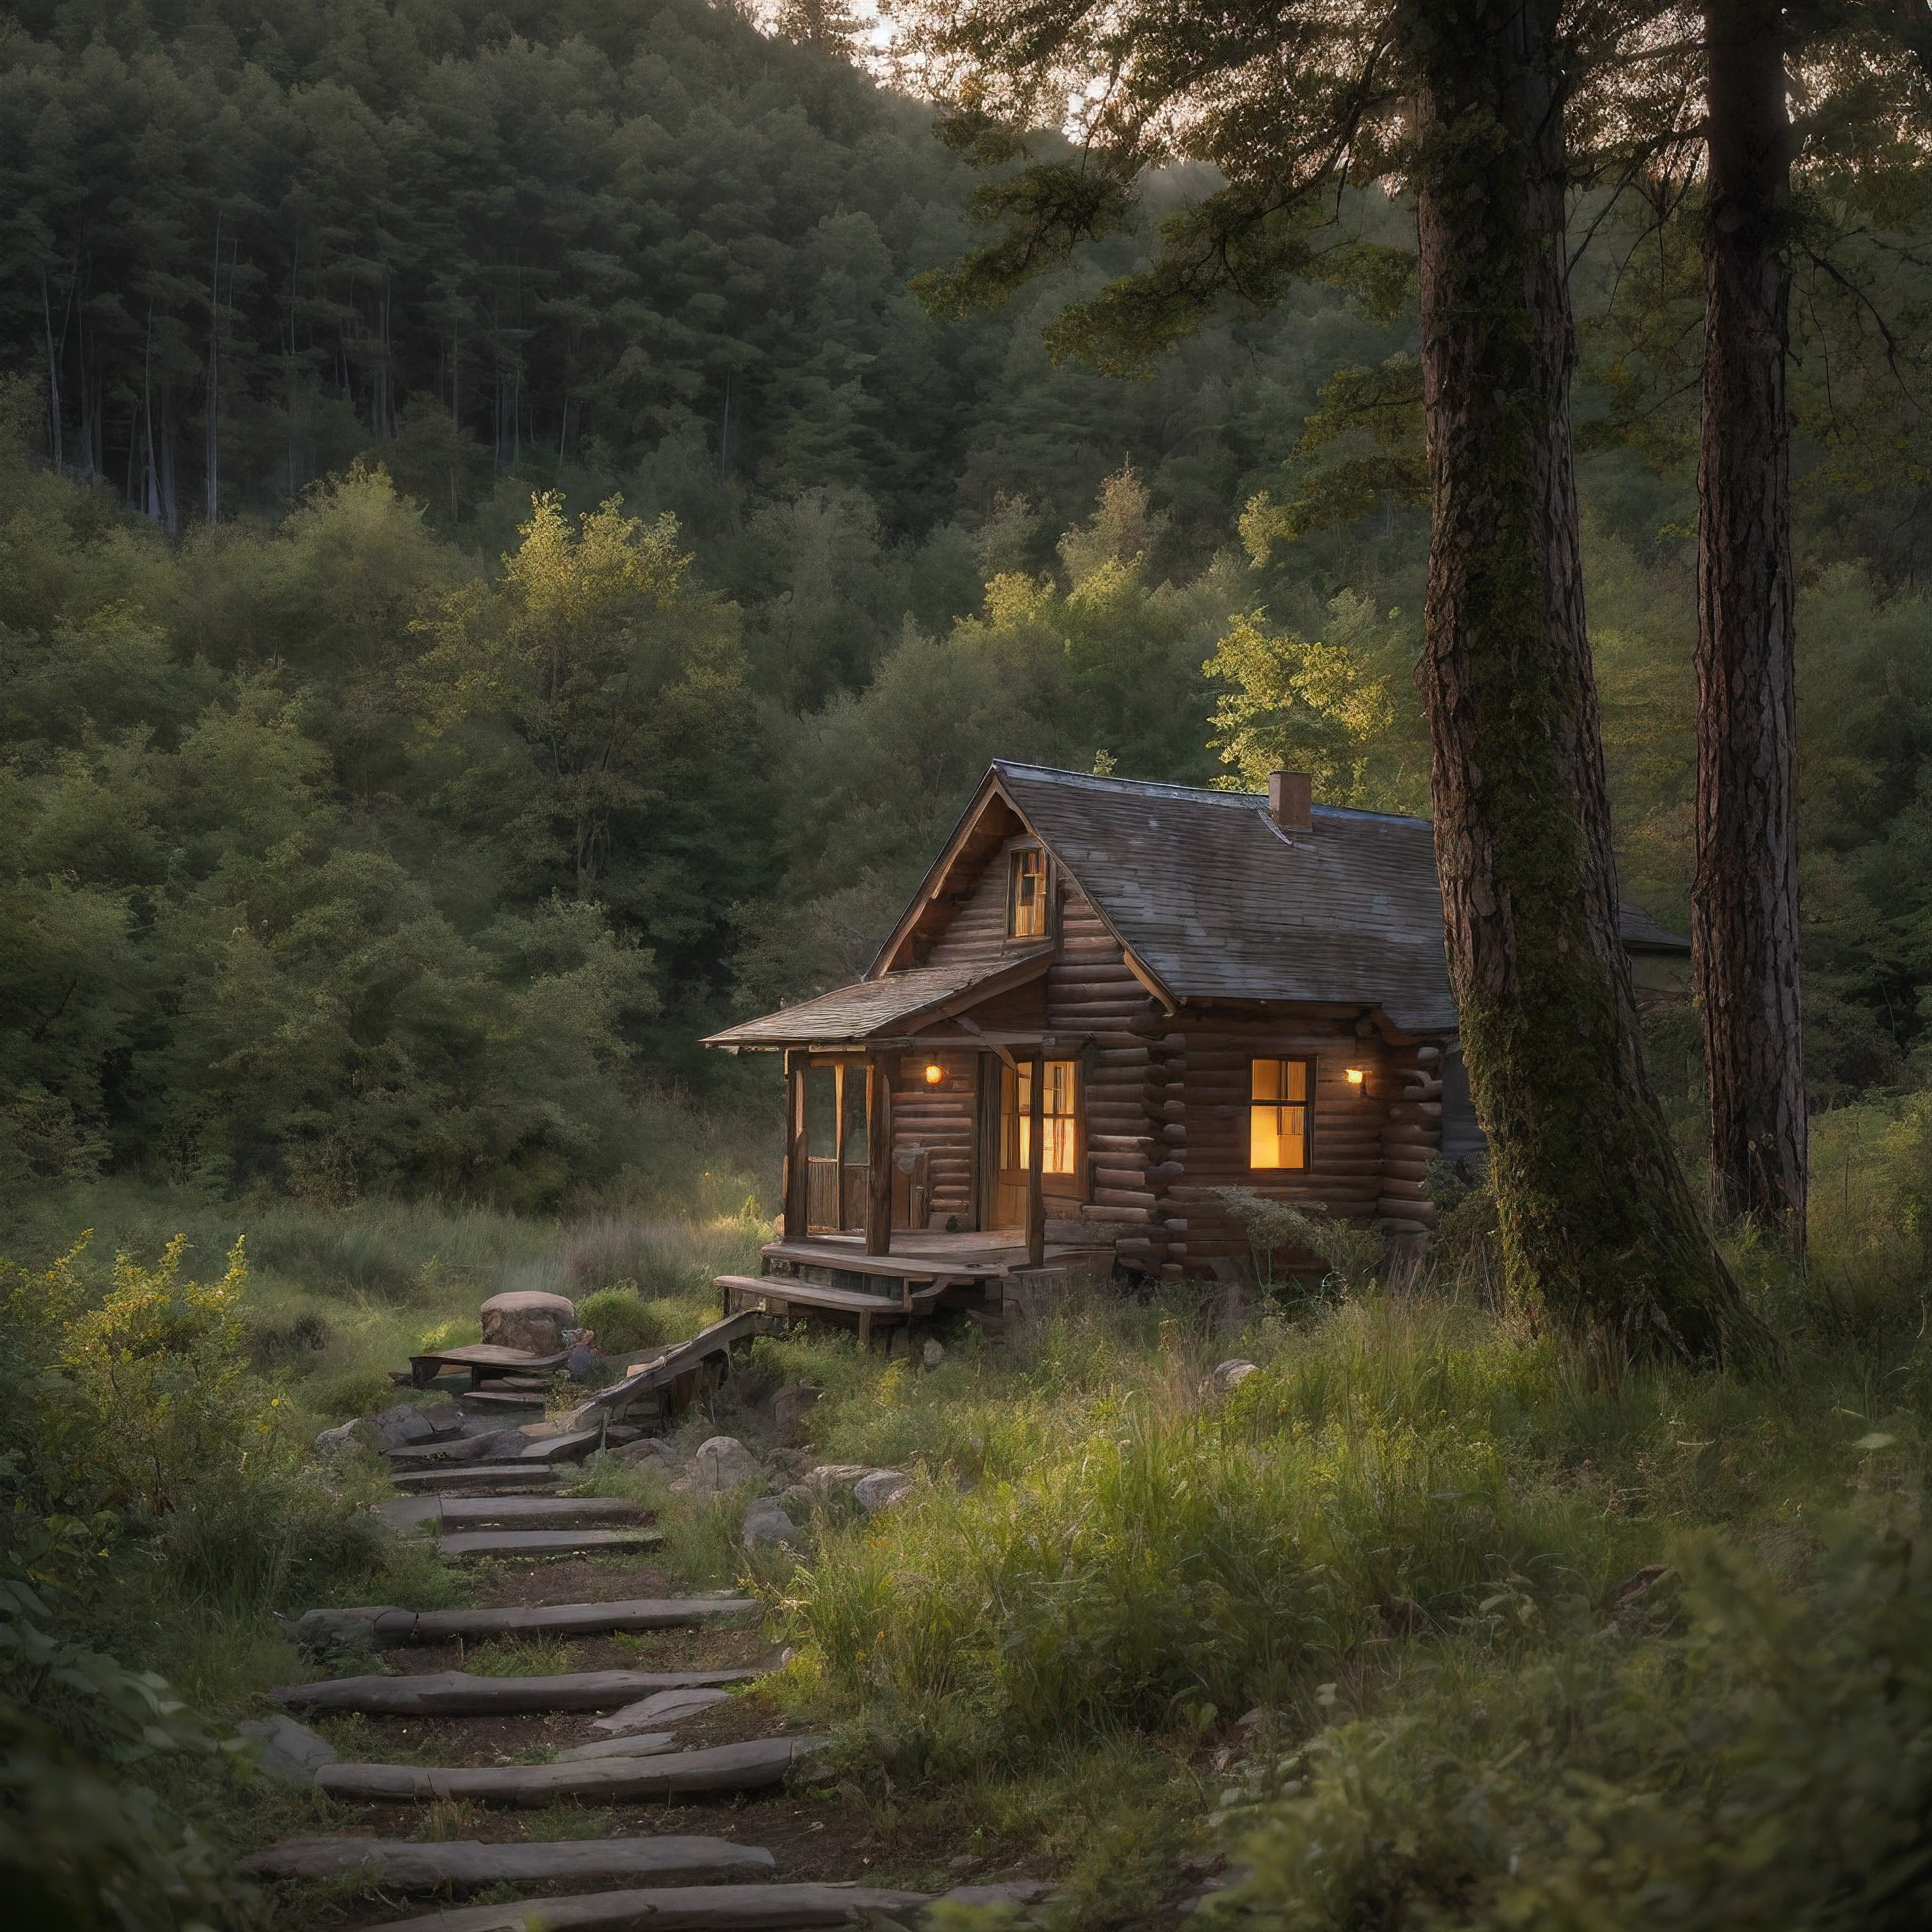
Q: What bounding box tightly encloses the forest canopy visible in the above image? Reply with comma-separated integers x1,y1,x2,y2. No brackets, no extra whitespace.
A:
4,0,1932,1210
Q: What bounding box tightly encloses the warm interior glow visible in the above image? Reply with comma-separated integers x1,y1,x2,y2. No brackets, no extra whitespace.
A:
1346,1067,1366,1086
924,1062,943,1085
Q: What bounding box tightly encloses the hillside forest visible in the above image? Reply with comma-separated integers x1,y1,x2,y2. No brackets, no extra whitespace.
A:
8,3,1932,1930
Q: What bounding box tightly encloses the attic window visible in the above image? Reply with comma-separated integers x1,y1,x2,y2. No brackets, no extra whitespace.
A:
1250,1058,1314,1170
1008,847,1047,938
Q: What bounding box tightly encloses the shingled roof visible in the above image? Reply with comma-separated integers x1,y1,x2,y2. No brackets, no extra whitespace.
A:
707,763,1689,1049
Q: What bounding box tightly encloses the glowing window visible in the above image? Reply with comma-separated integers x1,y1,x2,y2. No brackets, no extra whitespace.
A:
1008,848,1047,937
1250,1058,1313,1170
1001,1059,1078,1174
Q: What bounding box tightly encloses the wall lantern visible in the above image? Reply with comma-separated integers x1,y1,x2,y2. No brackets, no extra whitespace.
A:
924,1062,945,1085
1345,1067,1366,1087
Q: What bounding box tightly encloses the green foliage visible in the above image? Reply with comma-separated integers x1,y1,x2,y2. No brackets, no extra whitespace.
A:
577,1285,682,1357
1212,1188,1387,1296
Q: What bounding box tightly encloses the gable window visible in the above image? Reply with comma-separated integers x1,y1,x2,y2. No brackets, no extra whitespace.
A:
1008,847,1048,938
1250,1058,1314,1170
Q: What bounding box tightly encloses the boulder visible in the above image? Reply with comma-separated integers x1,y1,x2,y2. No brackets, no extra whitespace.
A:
1205,1359,1260,1395
611,1438,683,1472
353,1401,465,1454
480,1290,575,1356
769,1385,822,1443
312,1421,363,1459
290,1607,397,1654
565,1344,604,1381
670,1437,764,1496
921,1338,946,1370
852,1469,913,1515
803,1463,875,1497
742,1497,800,1550
235,1715,340,1786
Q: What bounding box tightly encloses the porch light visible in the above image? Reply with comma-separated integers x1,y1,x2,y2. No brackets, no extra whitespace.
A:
1346,1067,1366,1086
924,1062,944,1085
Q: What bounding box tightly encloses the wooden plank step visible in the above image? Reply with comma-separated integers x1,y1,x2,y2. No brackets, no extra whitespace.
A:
512,1429,604,1463
717,1275,905,1316
580,1308,784,1420
377,1497,650,1534
243,1833,774,1887
439,1528,659,1559
291,1600,756,1649
457,1390,549,1411
317,1735,824,1807
591,1686,732,1734
346,1878,928,1932
270,1667,759,1716
388,1467,560,1494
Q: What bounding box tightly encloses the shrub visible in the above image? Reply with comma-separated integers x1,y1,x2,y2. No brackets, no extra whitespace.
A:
1214,1187,1384,1296
578,1283,678,1356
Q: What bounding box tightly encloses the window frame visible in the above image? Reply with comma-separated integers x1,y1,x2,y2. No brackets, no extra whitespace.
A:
1248,1056,1316,1172
1007,844,1049,939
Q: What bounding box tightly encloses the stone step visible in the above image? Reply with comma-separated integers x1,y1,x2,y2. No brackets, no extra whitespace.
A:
377,1496,650,1535
290,1599,756,1650
388,1466,561,1494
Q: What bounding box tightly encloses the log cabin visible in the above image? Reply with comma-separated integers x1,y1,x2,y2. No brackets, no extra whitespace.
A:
704,762,1689,1323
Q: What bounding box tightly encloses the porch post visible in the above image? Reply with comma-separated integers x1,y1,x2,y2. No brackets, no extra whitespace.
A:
782,1050,807,1239
1025,1046,1046,1268
866,1051,895,1257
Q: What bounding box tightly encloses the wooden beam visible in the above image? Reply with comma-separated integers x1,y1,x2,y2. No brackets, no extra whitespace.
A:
783,1051,807,1238
866,1053,894,1255
242,1835,774,1888
1026,1048,1046,1268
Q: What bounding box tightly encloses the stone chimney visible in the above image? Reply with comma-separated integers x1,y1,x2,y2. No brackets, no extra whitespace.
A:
1268,769,1312,833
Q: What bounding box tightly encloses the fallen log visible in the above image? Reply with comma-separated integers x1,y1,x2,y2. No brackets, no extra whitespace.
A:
591,1686,732,1733
316,1734,823,1806
346,1879,930,1932
243,1833,774,1888
270,1667,759,1716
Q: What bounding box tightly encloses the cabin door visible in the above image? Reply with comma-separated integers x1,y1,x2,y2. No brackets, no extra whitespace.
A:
800,1059,871,1233
989,1058,1080,1231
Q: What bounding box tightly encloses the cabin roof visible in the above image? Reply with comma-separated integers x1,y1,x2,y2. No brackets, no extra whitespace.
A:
706,762,1690,1050
991,762,1461,1032
705,949,1053,1050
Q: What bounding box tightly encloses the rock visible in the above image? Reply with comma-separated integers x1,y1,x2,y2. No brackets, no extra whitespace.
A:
921,1338,946,1369
312,1421,363,1459
769,1385,822,1443
290,1607,398,1654
611,1437,683,1471
480,1289,575,1356
947,1855,984,1873
670,1437,764,1496
742,1497,800,1550
852,1469,913,1515
235,1715,340,1785
1205,1358,1260,1395
803,1463,874,1497
886,1327,909,1359
565,1344,604,1381
352,1401,466,1454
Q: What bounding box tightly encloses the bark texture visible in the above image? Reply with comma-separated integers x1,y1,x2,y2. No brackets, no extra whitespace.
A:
1696,0,1806,1246
1412,0,1765,1362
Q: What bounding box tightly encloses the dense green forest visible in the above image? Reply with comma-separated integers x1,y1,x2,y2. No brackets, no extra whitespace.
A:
4,0,1932,1218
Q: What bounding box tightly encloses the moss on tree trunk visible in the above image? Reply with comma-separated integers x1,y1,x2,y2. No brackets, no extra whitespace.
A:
1411,0,1771,1365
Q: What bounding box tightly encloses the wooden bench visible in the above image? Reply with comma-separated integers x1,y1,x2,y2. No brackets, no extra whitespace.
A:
408,1343,570,1390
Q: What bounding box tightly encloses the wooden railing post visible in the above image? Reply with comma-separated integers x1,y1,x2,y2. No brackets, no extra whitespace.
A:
1025,1047,1046,1268
783,1050,807,1239
866,1052,895,1256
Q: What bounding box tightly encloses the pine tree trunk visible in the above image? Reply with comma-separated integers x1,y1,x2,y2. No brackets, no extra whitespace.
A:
1696,0,1805,1248
1412,0,1768,1363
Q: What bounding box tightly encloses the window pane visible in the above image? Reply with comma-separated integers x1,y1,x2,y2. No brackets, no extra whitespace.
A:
1010,849,1046,936
1251,1057,1282,1102
841,1064,868,1165
804,1065,837,1158
1285,1060,1310,1102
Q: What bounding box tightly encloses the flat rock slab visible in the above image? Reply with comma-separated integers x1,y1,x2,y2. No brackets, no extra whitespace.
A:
553,1731,678,1762
377,1497,650,1534
318,1735,824,1807
233,1715,339,1785
516,1429,606,1464
592,1687,732,1735
291,1601,756,1651
439,1528,660,1559
350,1879,929,1932
244,1833,774,1888
271,1667,761,1716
